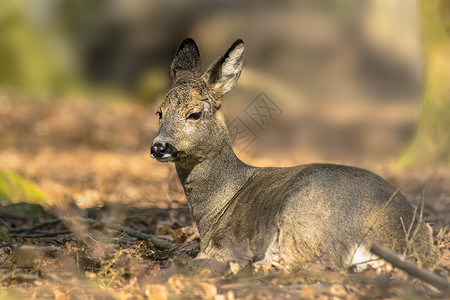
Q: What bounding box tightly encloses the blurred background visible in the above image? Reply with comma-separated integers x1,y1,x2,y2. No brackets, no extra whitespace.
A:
0,0,432,163
0,0,423,96
0,0,448,208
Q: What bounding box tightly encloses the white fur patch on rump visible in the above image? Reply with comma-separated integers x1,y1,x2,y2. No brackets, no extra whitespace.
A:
345,244,385,271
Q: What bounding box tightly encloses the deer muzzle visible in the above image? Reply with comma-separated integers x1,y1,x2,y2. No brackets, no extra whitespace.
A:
150,142,178,162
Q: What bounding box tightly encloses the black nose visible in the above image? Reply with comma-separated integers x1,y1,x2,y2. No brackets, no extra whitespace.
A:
150,142,177,159
153,144,167,154
151,143,166,157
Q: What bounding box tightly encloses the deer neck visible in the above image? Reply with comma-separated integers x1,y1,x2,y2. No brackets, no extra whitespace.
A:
175,137,256,236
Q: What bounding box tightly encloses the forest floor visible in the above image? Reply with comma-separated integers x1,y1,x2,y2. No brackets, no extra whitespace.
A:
0,93,448,299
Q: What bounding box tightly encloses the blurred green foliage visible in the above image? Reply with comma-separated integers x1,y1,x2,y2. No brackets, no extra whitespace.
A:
0,228,12,242
0,0,81,93
0,169,46,204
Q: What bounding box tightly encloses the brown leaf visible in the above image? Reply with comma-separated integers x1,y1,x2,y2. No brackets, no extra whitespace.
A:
145,284,169,300
298,284,316,299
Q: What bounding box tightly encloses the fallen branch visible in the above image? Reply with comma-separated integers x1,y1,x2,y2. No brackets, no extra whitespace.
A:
0,217,13,230
9,219,61,233
0,213,29,220
72,217,175,250
371,244,450,292
3,215,175,250
9,230,72,238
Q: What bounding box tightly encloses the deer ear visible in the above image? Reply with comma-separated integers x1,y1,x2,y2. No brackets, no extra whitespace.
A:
203,39,244,98
171,38,201,81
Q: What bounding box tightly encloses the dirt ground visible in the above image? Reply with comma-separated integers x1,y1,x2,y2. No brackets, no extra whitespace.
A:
0,92,449,299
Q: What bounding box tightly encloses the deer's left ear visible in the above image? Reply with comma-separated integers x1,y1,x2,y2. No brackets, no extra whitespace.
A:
203,39,244,99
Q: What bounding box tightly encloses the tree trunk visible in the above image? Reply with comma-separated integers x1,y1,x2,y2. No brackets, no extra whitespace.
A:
399,0,450,165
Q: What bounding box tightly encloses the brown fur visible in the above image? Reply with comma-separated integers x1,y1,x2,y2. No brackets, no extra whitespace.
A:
151,38,432,268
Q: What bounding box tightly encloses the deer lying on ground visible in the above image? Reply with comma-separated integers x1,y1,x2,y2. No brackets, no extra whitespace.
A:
150,38,432,269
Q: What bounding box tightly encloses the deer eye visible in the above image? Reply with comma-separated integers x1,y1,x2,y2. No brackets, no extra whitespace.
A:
156,111,162,119
187,112,202,121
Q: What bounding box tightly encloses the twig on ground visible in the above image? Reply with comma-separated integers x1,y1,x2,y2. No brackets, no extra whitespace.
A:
0,217,13,230
371,244,450,292
72,217,175,250
343,257,384,270
0,213,29,220
9,218,62,233
3,215,175,250
9,230,72,238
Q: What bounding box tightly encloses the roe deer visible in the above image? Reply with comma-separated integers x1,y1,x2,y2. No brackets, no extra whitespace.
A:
150,38,432,269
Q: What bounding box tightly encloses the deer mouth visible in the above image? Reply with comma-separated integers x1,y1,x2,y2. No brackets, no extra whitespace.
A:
153,153,176,162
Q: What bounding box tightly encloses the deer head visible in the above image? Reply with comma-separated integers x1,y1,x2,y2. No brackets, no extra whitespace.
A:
151,38,245,169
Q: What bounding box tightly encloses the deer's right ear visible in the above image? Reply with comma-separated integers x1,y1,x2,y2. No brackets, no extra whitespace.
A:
203,39,245,100
171,38,201,81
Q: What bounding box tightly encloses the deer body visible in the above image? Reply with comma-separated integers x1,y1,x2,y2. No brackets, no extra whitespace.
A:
151,38,432,268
